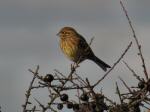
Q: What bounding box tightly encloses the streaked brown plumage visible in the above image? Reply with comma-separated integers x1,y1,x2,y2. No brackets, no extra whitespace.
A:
57,27,111,71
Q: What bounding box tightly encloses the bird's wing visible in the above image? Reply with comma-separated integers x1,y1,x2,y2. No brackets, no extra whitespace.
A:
77,34,94,57
78,34,89,49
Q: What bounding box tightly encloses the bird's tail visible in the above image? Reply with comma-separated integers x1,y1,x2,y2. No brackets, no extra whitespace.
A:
89,55,111,71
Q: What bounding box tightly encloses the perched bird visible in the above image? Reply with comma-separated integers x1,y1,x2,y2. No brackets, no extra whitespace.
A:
57,27,111,71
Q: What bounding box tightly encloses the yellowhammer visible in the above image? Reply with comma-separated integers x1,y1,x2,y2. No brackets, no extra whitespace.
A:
57,27,111,71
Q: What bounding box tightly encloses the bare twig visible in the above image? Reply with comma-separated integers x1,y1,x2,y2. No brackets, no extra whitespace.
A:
120,0,149,80
89,37,95,46
123,61,143,82
93,41,132,87
116,82,123,104
34,98,46,112
22,65,39,112
119,76,133,93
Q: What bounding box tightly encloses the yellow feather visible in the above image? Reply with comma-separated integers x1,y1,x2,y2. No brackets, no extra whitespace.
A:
60,37,78,61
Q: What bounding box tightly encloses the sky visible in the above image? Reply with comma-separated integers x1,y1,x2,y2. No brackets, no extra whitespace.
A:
0,0,150,111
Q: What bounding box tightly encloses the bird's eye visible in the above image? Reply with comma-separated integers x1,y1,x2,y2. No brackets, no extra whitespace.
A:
62,31,68,34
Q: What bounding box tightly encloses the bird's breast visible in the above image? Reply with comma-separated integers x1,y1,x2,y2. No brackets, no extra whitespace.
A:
60,37,79,62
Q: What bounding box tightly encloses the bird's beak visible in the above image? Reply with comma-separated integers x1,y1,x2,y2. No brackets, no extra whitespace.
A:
56,32,60,36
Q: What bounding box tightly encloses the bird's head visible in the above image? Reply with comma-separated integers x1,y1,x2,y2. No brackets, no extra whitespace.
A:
57,27,77,38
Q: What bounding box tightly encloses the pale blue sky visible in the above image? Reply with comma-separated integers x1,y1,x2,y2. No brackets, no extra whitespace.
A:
0,0,150,111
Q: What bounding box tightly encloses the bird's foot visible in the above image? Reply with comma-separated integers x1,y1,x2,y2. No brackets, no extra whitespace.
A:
73,63,79,68
71,63,79,71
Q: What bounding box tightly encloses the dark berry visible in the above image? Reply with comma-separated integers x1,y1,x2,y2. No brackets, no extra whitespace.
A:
73,104,79,110
57,103,63,110
43,74,54,82
138,81,145,89
80,93,89,102
60,94,68,102
66,102,73,109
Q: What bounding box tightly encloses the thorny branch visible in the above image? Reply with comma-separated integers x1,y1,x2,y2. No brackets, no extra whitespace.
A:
120,0,149,80
22,1,150,112
93,41,132,87
22,65,39,112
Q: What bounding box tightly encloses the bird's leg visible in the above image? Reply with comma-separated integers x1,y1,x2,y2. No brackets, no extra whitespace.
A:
70,62,79,80
71,63,74,71
71,63,77,72
74,62,80,68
